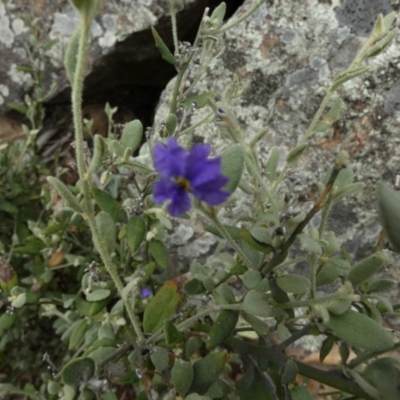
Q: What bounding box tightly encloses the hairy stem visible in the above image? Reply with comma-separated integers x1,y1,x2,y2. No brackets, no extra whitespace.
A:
71,21,145,344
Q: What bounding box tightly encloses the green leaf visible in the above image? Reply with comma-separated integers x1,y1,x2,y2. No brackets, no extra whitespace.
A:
91,187,126,222
290,386,313,400
95,211,116,254
62,357,95,387
240,228,273,254
184,278,206,295
143,280,182,333
325,309,394,352
64,28,80,84
243,290,272,318
204,224,241,240
47,177,83,213
286,143,307,164
126,216,146,254
189,352,227,395
151,26,175,64
86,289,111,302
171,359,193,397
277,274,311,294
346,252,387,287
363,358,400,400
164,320,180,345
297,234,322,255
150,346,169,372
149,240,168,269
165,113,177,136
0,312,17,336
319,335,335,362
220,144,245,194
265,147,280,183
206,310,239,349
367,279,396,293
121,120,143,152
241,270,262,289
209,2,226,29
69,0,101,24
365,28,398,58
316,262,341,287
331,66,370,92
237,367,277,400
0,258,18,293
378,181,400,253
281,359,298,384
87,134,105,174
241,312,269,335
326,98,343,121
68,319,88,350
180,91,214,109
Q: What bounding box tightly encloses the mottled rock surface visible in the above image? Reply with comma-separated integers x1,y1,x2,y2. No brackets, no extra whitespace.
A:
154,0,400,264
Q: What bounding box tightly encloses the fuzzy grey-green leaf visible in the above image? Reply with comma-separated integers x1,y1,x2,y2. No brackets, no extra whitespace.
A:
325,309,394,352
47,177,83,213
378,181,400,253
121,120,143,152
221,144,244,194
265,147,279,183
243,290,272,318
95,211,116,254
346,252,386,287
171,359,193,396
277,274,311,294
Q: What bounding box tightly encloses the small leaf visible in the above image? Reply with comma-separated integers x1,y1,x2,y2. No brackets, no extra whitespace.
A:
62,357,95,387
319,335,335,362
180,91,215,109
286,143,307,164
185,336,199,359
126,216,146,254
378,181,400,253
265,147,279,183
69,0,100,23
151,26,175,65
325,309,394,352
282,359,298,384
95,211,116,254
164,320,180,345
171,359,193,397
367,279,396,293
143,280,182,333
86,289,111,302
92,187,126,222
297,234,322,255
290,386,313,400
189,352,227,395
240,228,273,254
331,66,370,91
221,144,245,194
205,224,241,240
47,177,83,213
0,257,18,293
241,312,269,335
0,312,17,336
206,310,239,349
150,346,169,372
69,319,88,350
184,278,206,295
64,28,80,84
243,290,272,318
209,2,226,28
326,98,343,121
149,240,168,269
277,274,311,294
165,113,177,136
241,270,262,289
121,120,143,152
346,252,387,287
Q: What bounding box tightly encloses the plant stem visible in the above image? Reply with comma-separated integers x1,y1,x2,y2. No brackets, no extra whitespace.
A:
199,205,256,270
71,22,145,345
263,162,342,273
170,8,179,58
213,0,265,35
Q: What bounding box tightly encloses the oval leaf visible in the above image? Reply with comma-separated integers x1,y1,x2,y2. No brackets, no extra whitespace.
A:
277,274,311,294
346,252,386,287
126,216,146,254
221,144,245,194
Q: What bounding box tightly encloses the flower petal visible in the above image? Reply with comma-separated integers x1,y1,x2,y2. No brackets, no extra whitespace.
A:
188,158,222,187
167,189,191,216
153,178,179,203
193,175,230,205
153,138,187,178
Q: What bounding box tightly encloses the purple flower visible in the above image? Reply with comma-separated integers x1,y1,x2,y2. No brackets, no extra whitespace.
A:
140,287,152,298
153,138,230,216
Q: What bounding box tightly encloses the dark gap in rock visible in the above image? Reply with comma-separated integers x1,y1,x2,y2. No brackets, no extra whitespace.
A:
44,0,245,141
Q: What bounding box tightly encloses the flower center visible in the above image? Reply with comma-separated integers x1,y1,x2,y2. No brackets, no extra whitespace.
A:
175,176,192,192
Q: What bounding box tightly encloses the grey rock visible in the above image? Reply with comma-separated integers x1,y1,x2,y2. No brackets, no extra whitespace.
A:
153,0,400,262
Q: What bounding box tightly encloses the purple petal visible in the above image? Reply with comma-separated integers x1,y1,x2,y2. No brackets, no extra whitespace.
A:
193,175,230,205
153,138,187,178
188,158,222,187
167,189,191,216
153,178,179,203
